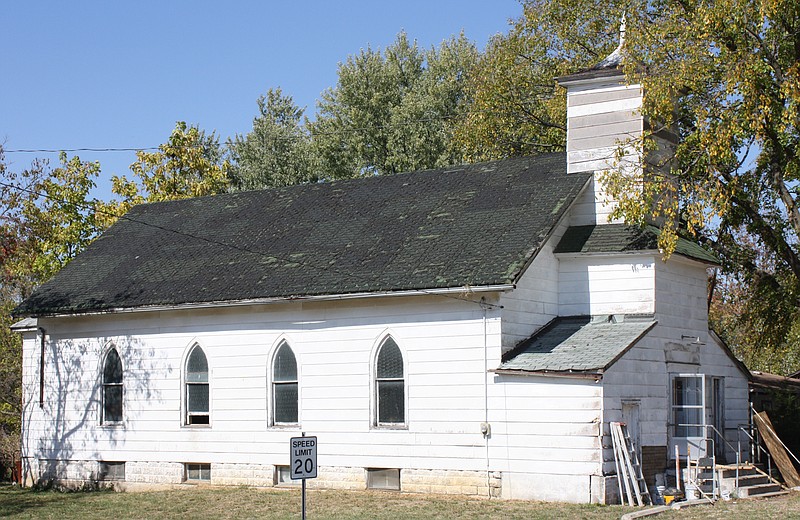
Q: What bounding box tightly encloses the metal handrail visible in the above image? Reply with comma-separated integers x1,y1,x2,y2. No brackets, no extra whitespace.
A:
706,424,739,494
673,422,743,494
738,423,773,482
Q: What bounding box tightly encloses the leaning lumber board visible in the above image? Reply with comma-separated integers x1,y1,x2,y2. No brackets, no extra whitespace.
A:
755,411,800,488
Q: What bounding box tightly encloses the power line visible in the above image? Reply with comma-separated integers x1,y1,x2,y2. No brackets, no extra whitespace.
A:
1,109,565,155
0,178,503,310
4,147,160,154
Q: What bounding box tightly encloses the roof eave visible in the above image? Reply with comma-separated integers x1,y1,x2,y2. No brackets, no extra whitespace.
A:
20,283,517,318
10,317,38,332
601,320,658,371
709,329,752,380
556,67,626,87
490,368,604,381
554,250,719,267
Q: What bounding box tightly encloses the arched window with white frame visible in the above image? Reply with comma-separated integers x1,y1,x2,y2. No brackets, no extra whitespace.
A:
102,347,123,423
375,336,405,426
272,342,298,425
185,345,210,425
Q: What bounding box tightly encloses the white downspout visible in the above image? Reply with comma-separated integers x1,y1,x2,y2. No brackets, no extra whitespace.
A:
481,298,491,497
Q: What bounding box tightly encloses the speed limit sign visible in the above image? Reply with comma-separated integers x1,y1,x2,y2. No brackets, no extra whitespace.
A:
290,435,318,480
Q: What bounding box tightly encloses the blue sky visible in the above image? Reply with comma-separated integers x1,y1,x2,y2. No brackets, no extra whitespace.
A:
2,1,522,199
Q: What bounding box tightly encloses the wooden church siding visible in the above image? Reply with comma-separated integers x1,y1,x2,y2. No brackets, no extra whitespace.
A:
566,81,643,175
499,218,570,351
558,256,656,316
654,257,711,340
487,374,605,501
565,80,643,226
21,294,505,481
601,257,749,467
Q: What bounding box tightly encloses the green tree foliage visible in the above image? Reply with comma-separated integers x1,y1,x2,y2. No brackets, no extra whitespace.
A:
0,147,102,476
98,121,230,225
0,300,22,463
614,0,800,371
309,32,479,178
455,1,617,160
465,0,800,371
227,88,316,190
709,232,800,374
1,151,101,296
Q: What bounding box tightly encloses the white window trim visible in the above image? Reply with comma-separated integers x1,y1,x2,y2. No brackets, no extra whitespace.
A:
268,339,300,428
371,334,408,430
182,342,211,428
184,462,211,482
100,344,124,426
671,373,706,439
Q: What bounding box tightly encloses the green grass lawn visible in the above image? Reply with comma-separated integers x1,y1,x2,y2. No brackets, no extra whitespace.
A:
0,485,798,519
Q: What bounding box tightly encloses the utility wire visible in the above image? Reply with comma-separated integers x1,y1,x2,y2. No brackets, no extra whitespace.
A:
0,178,503,310
5,147,161,154
2,110,565,155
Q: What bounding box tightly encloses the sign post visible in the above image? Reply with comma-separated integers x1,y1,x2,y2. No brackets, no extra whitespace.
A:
290,433,317,519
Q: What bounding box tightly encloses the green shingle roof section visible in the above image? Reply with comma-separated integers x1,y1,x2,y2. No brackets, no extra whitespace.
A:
554,224,718,264
499,316,657,373
15,153,592,316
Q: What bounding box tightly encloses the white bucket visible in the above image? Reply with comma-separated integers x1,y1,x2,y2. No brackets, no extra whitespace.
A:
684,483,699,500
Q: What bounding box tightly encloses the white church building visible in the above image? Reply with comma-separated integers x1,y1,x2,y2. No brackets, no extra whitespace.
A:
13,52,749,503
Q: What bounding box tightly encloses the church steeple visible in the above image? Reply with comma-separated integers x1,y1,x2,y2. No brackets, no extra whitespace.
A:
555,19,642,225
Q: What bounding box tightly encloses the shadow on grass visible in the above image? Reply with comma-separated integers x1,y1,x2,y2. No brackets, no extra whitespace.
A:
0,484,107,518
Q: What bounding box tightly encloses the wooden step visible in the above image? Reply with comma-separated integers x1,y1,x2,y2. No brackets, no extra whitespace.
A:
718,467,760,479
737,482,784,497
740,489,791,500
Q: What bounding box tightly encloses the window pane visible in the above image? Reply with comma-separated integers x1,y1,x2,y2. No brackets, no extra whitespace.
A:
674,377,702,406
274,382,298,423
674,408,703,437
378,380,404,423
100,462,125,481
188,414,209,425
186,463,211,481
104,385,123,422
273,344,297,382
103,349,123,384
276,465,299,485
188,383,209,413
377,339,403,379
187,347,208,382
367,468,401,490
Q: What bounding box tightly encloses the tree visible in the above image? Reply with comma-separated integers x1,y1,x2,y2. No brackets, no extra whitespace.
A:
385,33,480,171
710,269,800,374
227,88,316,191
1,151,101,296
309,32,479,178
0,147,102,478
455,1,618,160
463,0,800,371
612,0,800,371
98,121,230,225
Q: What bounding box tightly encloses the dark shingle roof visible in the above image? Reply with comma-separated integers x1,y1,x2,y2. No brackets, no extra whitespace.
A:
15,153,592,316
554,224,718,264
498,315,657,374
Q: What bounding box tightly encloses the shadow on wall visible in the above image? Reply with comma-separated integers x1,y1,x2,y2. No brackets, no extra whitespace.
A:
21,334,167,487
561,260,654,317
